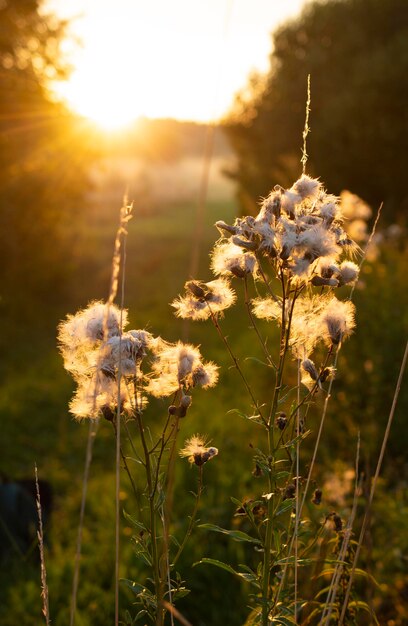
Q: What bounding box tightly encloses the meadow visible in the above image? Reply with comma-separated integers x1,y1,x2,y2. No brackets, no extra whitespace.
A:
1,135,407,626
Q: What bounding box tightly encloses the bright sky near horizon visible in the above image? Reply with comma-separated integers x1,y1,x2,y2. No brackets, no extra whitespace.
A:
46,0,307,129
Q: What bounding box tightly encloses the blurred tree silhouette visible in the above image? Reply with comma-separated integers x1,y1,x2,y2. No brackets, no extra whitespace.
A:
0,1,91,317
225,0,408,223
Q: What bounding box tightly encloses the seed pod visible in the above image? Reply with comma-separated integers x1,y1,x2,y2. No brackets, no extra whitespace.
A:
252,463,263,477
215,220,238,236
312,488,322,505
333,513,343,532
311,275,339,287
302,359,319,381
101,404,115,422
283,483,296,500
232,235,258,251
276,412,287,430
185,280,207,299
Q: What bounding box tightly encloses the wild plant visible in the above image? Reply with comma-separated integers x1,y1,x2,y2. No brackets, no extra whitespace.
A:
57,213,220,626
171,173,366,625
57,173,393,626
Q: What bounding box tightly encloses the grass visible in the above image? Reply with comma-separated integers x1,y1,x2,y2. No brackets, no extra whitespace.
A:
0,160,407,625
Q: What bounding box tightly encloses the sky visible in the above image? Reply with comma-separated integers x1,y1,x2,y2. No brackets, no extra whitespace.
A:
46,0,307,128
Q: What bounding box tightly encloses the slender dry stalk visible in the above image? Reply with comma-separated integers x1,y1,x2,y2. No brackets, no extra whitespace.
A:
70,418,99,626
301,74,311,174
320,434,361,625
35,463,50,626
115,200,131,626
338,339,408,625
294,359,301,619
162,601,193,626
70,199,132,626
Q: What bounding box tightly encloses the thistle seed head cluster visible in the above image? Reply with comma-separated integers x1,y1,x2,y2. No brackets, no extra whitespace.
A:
172,278,236,321
58,302,218,419
179,434,218,466
173,175,358,369
214,175,360,286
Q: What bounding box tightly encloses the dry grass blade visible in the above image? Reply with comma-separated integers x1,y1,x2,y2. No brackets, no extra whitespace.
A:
70,419,99,626
338,339,408,625
162,600,193,626
115,197,131,626
35,463,50,626
320,434,361,625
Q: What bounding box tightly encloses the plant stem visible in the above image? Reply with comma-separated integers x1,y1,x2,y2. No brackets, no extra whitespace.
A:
172,465,204,566
135,410,164,626
208,306,268,427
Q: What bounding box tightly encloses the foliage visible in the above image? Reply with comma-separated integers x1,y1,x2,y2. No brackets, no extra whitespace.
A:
224,0,408,223
0,0,92,315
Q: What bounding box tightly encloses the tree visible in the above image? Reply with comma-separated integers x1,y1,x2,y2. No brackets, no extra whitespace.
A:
225,0,408,223
0,1,91,306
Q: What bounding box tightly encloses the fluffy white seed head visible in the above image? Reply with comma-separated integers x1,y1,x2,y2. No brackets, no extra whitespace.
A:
321,298,356,345
338,261,360,286
291,175,322,201
180,434,219,465
211,242,258,278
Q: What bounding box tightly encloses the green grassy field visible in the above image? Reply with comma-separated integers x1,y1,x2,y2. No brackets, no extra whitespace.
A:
1,157,407,625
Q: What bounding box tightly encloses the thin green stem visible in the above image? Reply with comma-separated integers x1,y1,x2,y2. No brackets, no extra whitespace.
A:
172,465,204,566
135,410,164,626
208,305,268,427
244,275,277,370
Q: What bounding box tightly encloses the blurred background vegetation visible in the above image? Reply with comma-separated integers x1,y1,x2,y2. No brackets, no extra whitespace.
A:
0,0,407,624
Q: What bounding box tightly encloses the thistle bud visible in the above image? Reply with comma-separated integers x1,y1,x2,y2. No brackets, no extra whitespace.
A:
101,404,115,422
185,280,207,299
283,483,296,500
302,359,319,381
312,488,322,505
215,220,238,236
232,235,258,251
333,513,343,532
276,412,287,430
311,276,339,287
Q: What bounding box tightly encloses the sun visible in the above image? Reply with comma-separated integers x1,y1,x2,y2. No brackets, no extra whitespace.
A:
56,76,141,131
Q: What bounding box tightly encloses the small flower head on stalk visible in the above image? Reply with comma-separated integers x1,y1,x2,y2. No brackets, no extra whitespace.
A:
59,300,221,421
172,278,236,320
180,435,218,466
146,340,219,397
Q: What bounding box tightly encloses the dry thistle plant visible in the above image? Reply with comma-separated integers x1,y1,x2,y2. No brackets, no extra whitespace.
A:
172,174,370,625
58,299,219,625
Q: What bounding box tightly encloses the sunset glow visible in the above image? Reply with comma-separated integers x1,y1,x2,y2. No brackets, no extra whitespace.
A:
47,0,306,130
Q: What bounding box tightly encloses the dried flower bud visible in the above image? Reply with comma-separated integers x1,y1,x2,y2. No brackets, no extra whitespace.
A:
185,280,207,299
319,367,335,384
193,447,218,466
276,412,287,430
332,514,343,532
101,404,115,422
178,394,192,417
312,488,322,505
231,235,258,251
311,275,339,287
215,220,238,236
252,503,266,518
283,483,296,500
302,359,319,381
252,463,263,477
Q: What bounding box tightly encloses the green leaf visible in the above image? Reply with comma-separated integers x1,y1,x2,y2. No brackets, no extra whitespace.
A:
349,601,380,624
228,408,265,426
121,580,157,608
283,429,311,448
199,523,262,545
195,558,260,586
123,509,148,534
271,617,298,626
274,499,294,517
